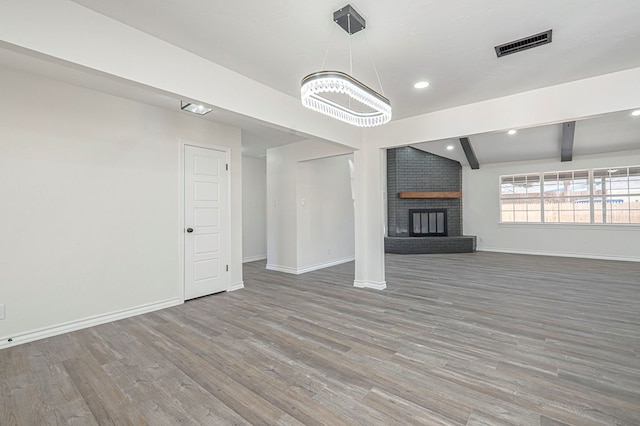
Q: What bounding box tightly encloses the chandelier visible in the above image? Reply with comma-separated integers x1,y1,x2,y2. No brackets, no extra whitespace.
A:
301,5,391,127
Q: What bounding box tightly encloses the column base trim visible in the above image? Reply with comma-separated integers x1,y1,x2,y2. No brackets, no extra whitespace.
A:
353,280,387,290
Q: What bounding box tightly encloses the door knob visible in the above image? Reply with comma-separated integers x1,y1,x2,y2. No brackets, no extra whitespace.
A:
186,228,194,233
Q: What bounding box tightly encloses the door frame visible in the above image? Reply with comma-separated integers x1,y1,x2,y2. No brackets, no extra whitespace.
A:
179,139,232,302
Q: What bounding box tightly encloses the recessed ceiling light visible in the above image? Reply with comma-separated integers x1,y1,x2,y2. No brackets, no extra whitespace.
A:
446,145,454,151
508,129,517,135
632,110,640,116
181,101,212,115
414,81,430,89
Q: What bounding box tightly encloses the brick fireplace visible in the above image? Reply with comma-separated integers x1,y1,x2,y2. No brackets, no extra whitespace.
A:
385,146,476,254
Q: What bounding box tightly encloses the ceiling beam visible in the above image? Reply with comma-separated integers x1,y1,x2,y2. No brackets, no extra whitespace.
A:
561,121,576,162
0,1,363,151
459,137,480,169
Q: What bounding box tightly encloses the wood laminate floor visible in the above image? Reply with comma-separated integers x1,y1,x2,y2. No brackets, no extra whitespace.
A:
1,252,639,425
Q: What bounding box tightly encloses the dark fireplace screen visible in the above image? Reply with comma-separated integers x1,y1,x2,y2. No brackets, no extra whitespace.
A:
409,209,448,236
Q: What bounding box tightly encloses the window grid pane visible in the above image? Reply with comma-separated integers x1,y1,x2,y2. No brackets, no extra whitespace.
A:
592,166,640,224
428,213,436,233
500,173,542,223
501,166,640,224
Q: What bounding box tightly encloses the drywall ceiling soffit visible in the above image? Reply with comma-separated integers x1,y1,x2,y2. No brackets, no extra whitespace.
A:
3,43,636,165
0,45,306,157
71,0,640,120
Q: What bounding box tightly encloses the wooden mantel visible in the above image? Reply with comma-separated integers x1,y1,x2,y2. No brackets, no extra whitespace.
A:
398,191,462,199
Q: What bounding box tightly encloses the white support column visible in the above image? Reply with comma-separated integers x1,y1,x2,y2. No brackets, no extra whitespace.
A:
353,146,387,290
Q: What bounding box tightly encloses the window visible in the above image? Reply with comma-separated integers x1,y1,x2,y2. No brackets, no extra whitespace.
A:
592,167,640,224
542,170,590,223
500,166,640,224
500,174,541,223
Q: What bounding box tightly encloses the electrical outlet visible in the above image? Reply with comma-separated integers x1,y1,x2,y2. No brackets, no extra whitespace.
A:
0,304,5,320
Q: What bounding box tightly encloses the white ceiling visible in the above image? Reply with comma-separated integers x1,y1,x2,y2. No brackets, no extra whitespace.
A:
4,1,640,160
412,110,640,167
70,0,640,120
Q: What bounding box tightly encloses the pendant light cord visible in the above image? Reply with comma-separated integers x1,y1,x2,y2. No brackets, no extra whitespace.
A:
320,25,337,70
348,14,353,75
347,15,353,108
363,31,385,96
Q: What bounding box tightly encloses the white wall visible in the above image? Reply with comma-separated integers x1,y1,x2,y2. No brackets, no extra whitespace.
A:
0,66,242,347
242,156,267,262
297,154,355,273
266,140,354,274
463,150,640,261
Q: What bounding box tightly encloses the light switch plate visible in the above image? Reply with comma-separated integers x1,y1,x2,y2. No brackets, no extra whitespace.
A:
0,304,5,320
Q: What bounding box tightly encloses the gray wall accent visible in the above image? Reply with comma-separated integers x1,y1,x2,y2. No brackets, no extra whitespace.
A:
387,147,462,237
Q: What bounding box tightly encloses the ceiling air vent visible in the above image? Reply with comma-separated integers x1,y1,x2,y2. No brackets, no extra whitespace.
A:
495,29,552,58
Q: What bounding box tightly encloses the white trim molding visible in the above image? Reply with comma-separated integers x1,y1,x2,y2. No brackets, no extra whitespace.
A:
0,298,182,350
242,255,267,263
296,257,355,275
228,281,245,292
354,280,387,290
479,248,640,263
267,257,355,275
266,264,299,275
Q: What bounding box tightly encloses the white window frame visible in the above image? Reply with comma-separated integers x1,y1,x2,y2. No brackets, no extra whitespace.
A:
499,165,640,225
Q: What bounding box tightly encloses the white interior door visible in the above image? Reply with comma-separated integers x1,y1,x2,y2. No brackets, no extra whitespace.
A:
184,145,229,300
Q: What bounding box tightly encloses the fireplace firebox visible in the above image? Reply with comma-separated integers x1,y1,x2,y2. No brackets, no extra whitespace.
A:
409,209,447,237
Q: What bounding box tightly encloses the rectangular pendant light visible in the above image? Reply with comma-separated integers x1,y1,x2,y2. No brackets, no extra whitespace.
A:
300,5,391,127
301,71,391,127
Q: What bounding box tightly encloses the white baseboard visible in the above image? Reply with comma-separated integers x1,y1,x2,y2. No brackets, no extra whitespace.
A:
266,264,298,274
0,298,182,350
296,257,355,275
242,255,267,263
479,248,640,262
228,281,245,292
354,280,387,290
267,257,355,275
